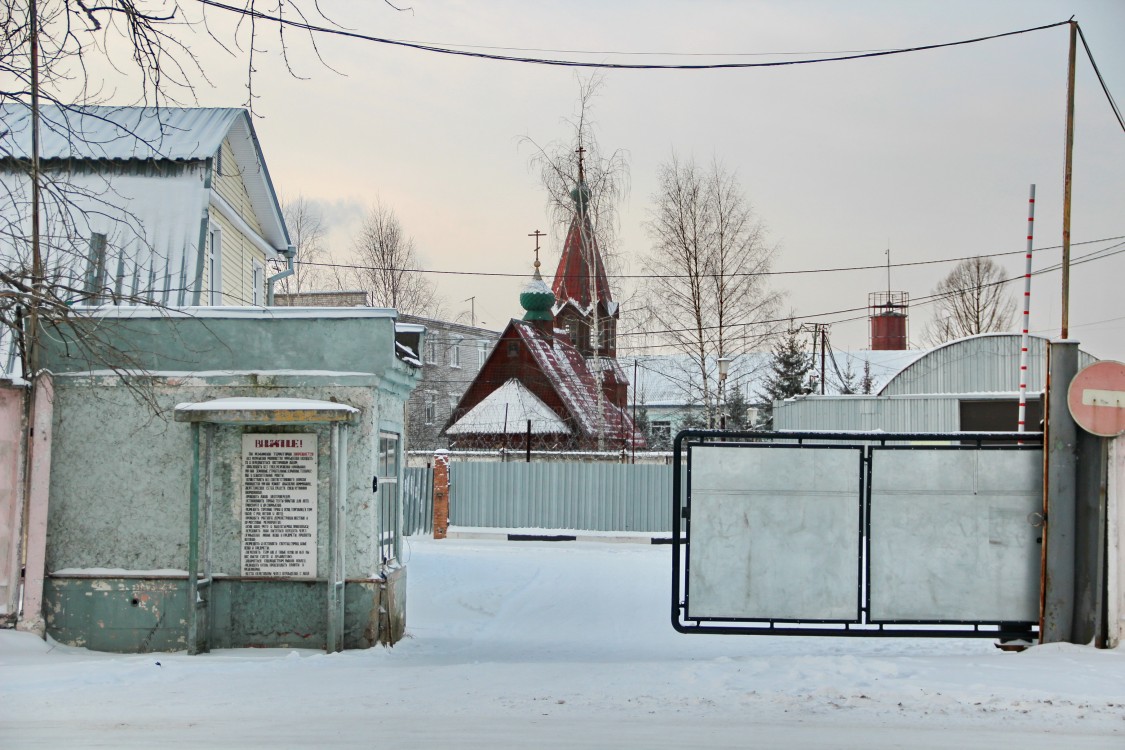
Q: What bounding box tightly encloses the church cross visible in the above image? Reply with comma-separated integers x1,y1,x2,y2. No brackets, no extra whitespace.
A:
529,229,545,268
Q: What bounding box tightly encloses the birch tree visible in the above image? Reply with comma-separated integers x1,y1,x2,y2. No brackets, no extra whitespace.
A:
924,256,1015,346
348,201,442,316
641,155,783,423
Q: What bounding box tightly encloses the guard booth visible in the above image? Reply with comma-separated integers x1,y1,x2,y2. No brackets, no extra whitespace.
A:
32,307,419,653
175,398,358,654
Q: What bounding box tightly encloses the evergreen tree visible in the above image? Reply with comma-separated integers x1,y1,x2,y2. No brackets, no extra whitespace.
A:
860,360,875,395
835,360,858,395
756,328,813,429
725,387,751,430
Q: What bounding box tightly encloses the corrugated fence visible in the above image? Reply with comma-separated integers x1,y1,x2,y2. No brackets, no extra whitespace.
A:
447,463,675,532
402,467,434,536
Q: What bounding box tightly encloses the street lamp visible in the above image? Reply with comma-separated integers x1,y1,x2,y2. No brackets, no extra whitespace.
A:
717,356,732,430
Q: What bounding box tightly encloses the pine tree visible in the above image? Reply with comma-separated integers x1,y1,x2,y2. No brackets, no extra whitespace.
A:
756,328,813,429
725,387,751,430
835,360,858,395
860,360,875,395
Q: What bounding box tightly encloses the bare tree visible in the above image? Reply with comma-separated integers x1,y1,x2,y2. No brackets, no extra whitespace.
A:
277,194,327,295
641,154,783,424
348,201,442,316
521,75,629,276
924,256,1015,346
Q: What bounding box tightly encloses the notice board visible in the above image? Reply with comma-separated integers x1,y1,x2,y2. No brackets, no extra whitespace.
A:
241,434,318,577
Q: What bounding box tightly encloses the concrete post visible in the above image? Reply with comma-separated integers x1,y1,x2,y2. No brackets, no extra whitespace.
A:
432,450,449,539
17,374,53,637
1042,341,1078,643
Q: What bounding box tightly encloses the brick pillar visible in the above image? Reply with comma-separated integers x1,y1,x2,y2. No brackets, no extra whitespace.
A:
432,450,450,539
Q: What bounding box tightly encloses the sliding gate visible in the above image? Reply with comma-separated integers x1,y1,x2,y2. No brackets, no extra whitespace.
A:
672,431,1043,639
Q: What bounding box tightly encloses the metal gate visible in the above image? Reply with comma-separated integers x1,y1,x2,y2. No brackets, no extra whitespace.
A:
673,431,1043,639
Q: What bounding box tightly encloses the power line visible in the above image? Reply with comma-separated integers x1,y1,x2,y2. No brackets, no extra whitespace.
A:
612,241,1125,351
197,3,1069,71
289,234,1124,281
1077,24,1125,134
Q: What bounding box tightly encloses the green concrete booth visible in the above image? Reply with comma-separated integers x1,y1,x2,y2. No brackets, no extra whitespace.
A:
38,307,421,653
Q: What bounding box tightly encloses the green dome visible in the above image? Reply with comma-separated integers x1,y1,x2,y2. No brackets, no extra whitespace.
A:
521,274,555,322
570,181,591,211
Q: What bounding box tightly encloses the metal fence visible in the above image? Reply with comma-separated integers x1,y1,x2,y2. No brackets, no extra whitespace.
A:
402,467,433,536
448,462,676,532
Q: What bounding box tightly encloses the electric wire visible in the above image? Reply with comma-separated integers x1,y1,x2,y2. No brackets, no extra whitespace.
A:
197,3,1069,71
287,234,1125,282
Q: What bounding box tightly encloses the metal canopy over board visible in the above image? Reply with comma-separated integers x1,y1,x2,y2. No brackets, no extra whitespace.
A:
174,397,358,654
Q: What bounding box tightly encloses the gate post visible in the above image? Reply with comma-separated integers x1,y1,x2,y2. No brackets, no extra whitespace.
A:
1109,436,1124,648
1042,340,1079,643
432,450,449,539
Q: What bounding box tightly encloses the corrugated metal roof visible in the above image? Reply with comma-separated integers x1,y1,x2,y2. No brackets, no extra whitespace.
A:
0,105,289,250
1,105,241,161
621,350,919,407
880,334,1096,396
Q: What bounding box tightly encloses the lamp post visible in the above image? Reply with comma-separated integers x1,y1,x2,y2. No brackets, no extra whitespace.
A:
717,356,731,430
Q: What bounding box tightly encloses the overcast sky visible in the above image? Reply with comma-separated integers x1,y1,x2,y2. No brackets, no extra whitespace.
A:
149,1,1124,359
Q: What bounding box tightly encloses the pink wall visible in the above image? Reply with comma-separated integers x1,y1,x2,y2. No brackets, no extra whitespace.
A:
0,384,27,620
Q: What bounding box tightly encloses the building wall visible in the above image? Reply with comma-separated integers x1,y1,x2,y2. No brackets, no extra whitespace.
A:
34,309,420,652
398,314,500,451
204,137,271,306
0,383,26,620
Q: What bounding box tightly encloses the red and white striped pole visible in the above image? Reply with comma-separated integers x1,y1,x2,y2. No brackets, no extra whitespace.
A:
1018,184,1036,433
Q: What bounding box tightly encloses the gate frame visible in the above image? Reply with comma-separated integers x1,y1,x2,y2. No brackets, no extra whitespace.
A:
672,429,1044,639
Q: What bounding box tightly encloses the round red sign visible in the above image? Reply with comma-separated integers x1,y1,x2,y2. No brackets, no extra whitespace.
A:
1067,360,1125,437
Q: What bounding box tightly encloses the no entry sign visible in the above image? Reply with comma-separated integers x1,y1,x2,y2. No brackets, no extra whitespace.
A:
1067,360,1125,437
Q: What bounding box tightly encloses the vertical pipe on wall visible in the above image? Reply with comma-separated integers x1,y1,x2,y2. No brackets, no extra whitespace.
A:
187,422,201,655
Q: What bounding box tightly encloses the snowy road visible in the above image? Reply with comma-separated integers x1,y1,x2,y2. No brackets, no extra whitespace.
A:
2,537,1122,748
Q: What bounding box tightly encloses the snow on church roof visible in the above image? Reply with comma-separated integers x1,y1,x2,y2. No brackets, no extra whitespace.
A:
513,320,641,447
446,378,570,435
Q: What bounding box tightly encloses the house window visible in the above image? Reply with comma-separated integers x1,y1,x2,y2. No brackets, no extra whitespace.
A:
208,227,223,305
251,260,264,306
424,393,436,424
651,421,672,446
450,340,461,368
425,337,438,364
477,341,489,369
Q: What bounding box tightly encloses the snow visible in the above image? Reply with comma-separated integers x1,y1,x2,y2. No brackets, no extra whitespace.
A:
2,537,1122,748
446,379,570,435
174,397,359,414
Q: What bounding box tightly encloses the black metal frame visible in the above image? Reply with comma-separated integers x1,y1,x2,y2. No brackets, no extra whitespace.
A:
672,429,1044,639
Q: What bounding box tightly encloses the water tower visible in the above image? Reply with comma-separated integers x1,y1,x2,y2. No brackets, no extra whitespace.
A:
869,291,909,350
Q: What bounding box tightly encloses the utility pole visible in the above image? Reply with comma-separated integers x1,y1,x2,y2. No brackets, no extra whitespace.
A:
1061,19,1076,339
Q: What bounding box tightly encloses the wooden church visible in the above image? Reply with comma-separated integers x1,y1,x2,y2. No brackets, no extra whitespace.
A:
444,159,642,452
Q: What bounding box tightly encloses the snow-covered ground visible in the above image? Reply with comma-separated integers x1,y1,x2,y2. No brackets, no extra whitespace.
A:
2,536,1122,748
